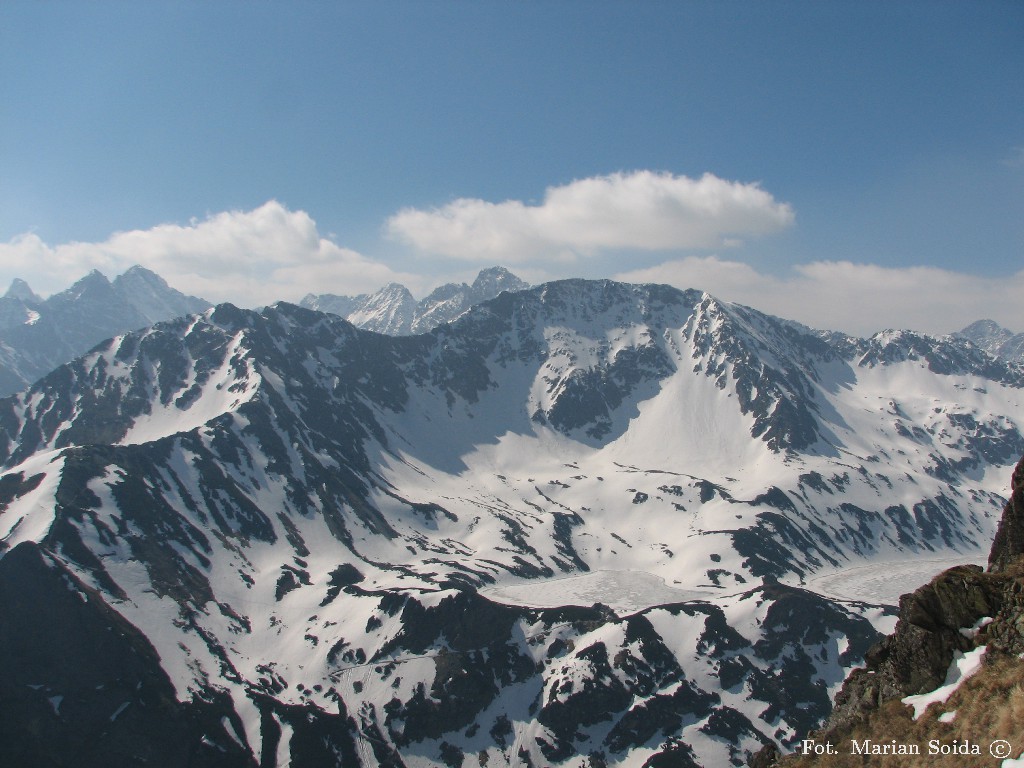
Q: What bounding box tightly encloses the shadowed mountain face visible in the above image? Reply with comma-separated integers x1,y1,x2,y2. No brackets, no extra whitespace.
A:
1,278,1022,766
0,266,211,398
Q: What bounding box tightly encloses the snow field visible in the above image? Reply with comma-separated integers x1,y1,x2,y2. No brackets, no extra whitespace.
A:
0,451,64,550
119,331,258,446
902,645,987,720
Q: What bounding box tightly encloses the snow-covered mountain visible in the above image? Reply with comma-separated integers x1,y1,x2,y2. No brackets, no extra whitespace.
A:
1,278,1022,767
301,266,529,335
0,266,211,398
956,319,1024,364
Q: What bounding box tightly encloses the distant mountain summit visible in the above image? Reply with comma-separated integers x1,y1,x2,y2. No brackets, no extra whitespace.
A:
0,281,42,333
3,278,40,303
301,265,528,334
0,266,211,397
112,265,211,325
956,319,1024,364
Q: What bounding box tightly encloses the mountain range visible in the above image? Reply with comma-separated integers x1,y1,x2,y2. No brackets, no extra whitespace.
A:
0,266,529,400
299,266,529,335
0,266,211,398
2,275,1024,766
4,263,1020,402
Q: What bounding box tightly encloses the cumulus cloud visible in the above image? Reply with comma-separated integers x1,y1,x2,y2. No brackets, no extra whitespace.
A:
0,201,417,306
7,194,1011,339
615,257,1024,336
387,171,795,262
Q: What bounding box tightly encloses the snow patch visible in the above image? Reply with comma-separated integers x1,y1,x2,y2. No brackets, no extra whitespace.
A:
960,615,993,639
902,645,986,720
221,715,245,750
119,333,257,445
0,452,65,553
276,715,293,767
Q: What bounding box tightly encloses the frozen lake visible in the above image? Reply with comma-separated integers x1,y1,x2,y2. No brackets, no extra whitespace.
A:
481,554,987,617
481,570,712,615
800,554,985,605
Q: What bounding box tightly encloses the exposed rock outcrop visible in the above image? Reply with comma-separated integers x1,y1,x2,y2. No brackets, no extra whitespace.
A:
823,565,1005,733
989,454,1024,572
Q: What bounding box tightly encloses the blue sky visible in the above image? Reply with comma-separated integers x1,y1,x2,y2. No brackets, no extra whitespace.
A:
1,1,1022,334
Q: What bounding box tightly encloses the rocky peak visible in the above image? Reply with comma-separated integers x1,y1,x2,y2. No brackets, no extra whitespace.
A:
0,282,42,333
349,283,416,334
3,278,40,304
302,267,530,336
63,269,113,299
118,264,161,282
469,266,528,300
959,318,1012,343
111,264,211,324
957,319,1024,364
0,267,216,399
43,270,136,327
299,291,362,318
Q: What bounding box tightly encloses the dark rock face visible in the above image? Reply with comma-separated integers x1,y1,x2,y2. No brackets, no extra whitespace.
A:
988,455,1024,572
823,565,1003,733
0,541,255,768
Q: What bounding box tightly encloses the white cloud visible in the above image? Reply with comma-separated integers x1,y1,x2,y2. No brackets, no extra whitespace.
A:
615,257,1024,336
386,171,795,262
0,201,418,306
6,195,1014,339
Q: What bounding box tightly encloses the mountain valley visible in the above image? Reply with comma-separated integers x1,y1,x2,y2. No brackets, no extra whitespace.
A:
0,276,1022,766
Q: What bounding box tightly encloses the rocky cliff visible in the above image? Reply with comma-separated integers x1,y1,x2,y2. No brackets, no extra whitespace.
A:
989,457,1024,574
